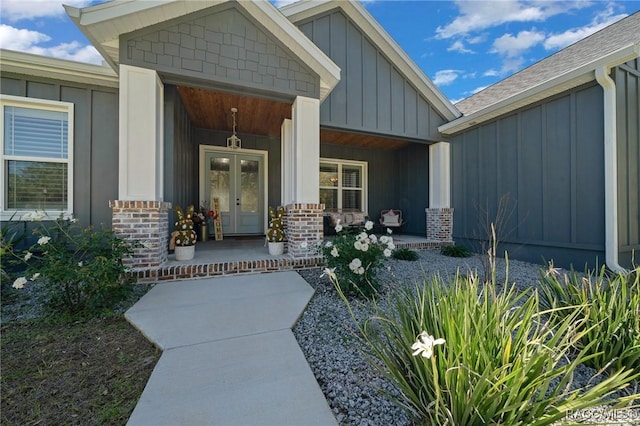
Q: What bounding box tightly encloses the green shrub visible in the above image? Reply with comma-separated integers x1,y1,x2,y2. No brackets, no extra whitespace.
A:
440,244,471,258
6,213,138,316
539,264,640,372
392,247,419,261
321,221,394,298
328,266,639,425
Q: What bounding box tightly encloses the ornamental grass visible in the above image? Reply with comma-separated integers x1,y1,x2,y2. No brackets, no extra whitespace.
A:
327,259,639,425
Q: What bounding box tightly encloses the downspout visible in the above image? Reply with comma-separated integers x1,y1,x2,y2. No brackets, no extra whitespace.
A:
595,67,626,273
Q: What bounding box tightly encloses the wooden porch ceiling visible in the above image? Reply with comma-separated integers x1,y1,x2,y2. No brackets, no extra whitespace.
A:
177,86,411,150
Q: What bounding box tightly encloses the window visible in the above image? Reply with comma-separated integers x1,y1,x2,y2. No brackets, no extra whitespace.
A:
319,158,367,211
1,95,74,218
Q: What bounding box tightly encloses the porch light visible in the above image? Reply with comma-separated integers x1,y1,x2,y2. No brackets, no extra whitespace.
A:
227,107,242,149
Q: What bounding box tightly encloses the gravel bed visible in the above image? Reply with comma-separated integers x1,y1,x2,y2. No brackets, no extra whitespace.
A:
293,249,639,425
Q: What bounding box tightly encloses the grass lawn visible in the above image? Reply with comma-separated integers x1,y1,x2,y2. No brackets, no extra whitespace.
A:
1,287,160,425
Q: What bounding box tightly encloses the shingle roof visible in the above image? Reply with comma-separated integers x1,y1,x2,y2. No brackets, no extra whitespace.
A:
455,11,640,116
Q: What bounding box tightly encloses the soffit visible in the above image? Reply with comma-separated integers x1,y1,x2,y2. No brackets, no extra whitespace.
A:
321,128,410,150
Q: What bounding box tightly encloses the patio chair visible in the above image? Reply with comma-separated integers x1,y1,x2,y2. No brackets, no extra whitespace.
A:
380,209,404,234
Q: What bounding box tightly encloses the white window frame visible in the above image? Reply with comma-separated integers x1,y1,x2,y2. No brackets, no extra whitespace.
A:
0,95,74,220
319,157,368,213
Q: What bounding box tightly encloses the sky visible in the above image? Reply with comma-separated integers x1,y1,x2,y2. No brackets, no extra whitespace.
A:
1,0,638,103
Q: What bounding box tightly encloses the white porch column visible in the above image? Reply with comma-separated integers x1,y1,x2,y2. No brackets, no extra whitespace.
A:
427,142,454,242
118,64,164,201
113,65,169,276
291,96,320,203
281,118,293,206
285,96,322,258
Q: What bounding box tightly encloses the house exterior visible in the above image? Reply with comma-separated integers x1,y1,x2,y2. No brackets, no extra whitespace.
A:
0,0,638,276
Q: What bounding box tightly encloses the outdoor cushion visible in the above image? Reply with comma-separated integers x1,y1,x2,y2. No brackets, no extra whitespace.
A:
383,212,400,226
351,212,366,225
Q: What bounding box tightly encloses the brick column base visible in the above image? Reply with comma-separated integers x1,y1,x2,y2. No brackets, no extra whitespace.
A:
426,207,454,242
285,203,324,258
110,200,171,271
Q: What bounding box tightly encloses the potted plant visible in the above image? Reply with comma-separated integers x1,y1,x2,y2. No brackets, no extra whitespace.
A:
266,206,286,255
171,204,197,261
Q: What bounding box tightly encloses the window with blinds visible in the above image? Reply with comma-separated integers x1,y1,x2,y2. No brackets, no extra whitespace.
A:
319,159,367,212
1,96,74,216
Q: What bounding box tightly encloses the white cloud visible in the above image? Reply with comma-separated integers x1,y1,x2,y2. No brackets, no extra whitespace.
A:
447,40,474,54
472,85,489,95
435,0,590,39
432,69,461,86
544,9,627,50
0,24,103,64
1,0,94,22
491,30,545,57
484,69,500,77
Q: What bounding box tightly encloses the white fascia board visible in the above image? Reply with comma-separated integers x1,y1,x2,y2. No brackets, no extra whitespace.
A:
440,43,640,135
0,49,118,88
281,0,460,120
242,1,340,101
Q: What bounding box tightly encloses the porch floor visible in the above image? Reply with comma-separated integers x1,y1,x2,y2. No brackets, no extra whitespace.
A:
136,234,450,282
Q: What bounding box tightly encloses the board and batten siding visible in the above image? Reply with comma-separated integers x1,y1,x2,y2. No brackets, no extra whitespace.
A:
297,10,446,142
614,58,640,266
450,83,608,269
320,142,429,235
1,74,119,228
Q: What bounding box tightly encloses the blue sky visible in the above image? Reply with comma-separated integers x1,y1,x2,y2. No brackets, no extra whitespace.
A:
1,0,638,103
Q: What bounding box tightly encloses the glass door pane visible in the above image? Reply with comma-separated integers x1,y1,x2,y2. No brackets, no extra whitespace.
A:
209,157,231,212
240,159,259,212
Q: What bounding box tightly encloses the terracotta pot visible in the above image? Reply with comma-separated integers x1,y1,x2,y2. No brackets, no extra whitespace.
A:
268,241,284,256
175,245,195,261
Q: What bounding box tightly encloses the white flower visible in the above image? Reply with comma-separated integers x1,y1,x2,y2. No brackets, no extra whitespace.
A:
22,211,46,221
12,277,27,289
24,252,33,261
331,247,339,257
300,241,308,249
355,266,365,275
349,258,363,273
31,273,40,280
37,236,51,246
384,248,392,257
78,261,83,267
325,241,333,248
387,242,396,250
411,331,445,359
364,220,373,231
321,267,337,281
387,228,393,234
335,224,343,233
358,232,368,241
369,234,378,243
360,242,369,252
70,217,79,223
354,240,363,250
182,224,187,229
379,235,390,244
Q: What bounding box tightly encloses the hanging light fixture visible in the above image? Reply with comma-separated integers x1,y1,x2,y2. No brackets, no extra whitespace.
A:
226,107,242,149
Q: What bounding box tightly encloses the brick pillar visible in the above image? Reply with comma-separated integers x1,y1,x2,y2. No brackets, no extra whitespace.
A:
110,200,171,270
426,207,454,242
285,203,324,258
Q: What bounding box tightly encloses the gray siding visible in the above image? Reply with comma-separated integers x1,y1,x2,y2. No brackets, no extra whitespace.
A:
194,128,281,210
451,83,606,269
614,58,640,266
164,86,197,219
320,142,429,235
122,4,319,99
297,10,446,142
1,74,119,228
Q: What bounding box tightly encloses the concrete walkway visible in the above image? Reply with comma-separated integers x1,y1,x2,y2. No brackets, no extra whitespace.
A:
125,272,337,426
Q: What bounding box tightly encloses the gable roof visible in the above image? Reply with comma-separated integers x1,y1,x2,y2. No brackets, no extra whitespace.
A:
280,0,461,121
441,11,640,135
64,0,340,100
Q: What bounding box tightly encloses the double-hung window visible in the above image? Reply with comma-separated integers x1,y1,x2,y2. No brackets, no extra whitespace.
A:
319,158,367,212
1,95,74,219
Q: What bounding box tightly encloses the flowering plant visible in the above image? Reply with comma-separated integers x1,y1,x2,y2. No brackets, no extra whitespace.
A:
4,212,136,315
266,206,286,242
172,205,197,247
193,201,217,225
321,220,394,297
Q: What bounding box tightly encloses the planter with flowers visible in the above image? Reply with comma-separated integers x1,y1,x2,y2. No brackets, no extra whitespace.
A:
266,206,286,255
171,204,197,260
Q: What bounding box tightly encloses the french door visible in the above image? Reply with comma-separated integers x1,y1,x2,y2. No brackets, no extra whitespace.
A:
201,148,265,235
